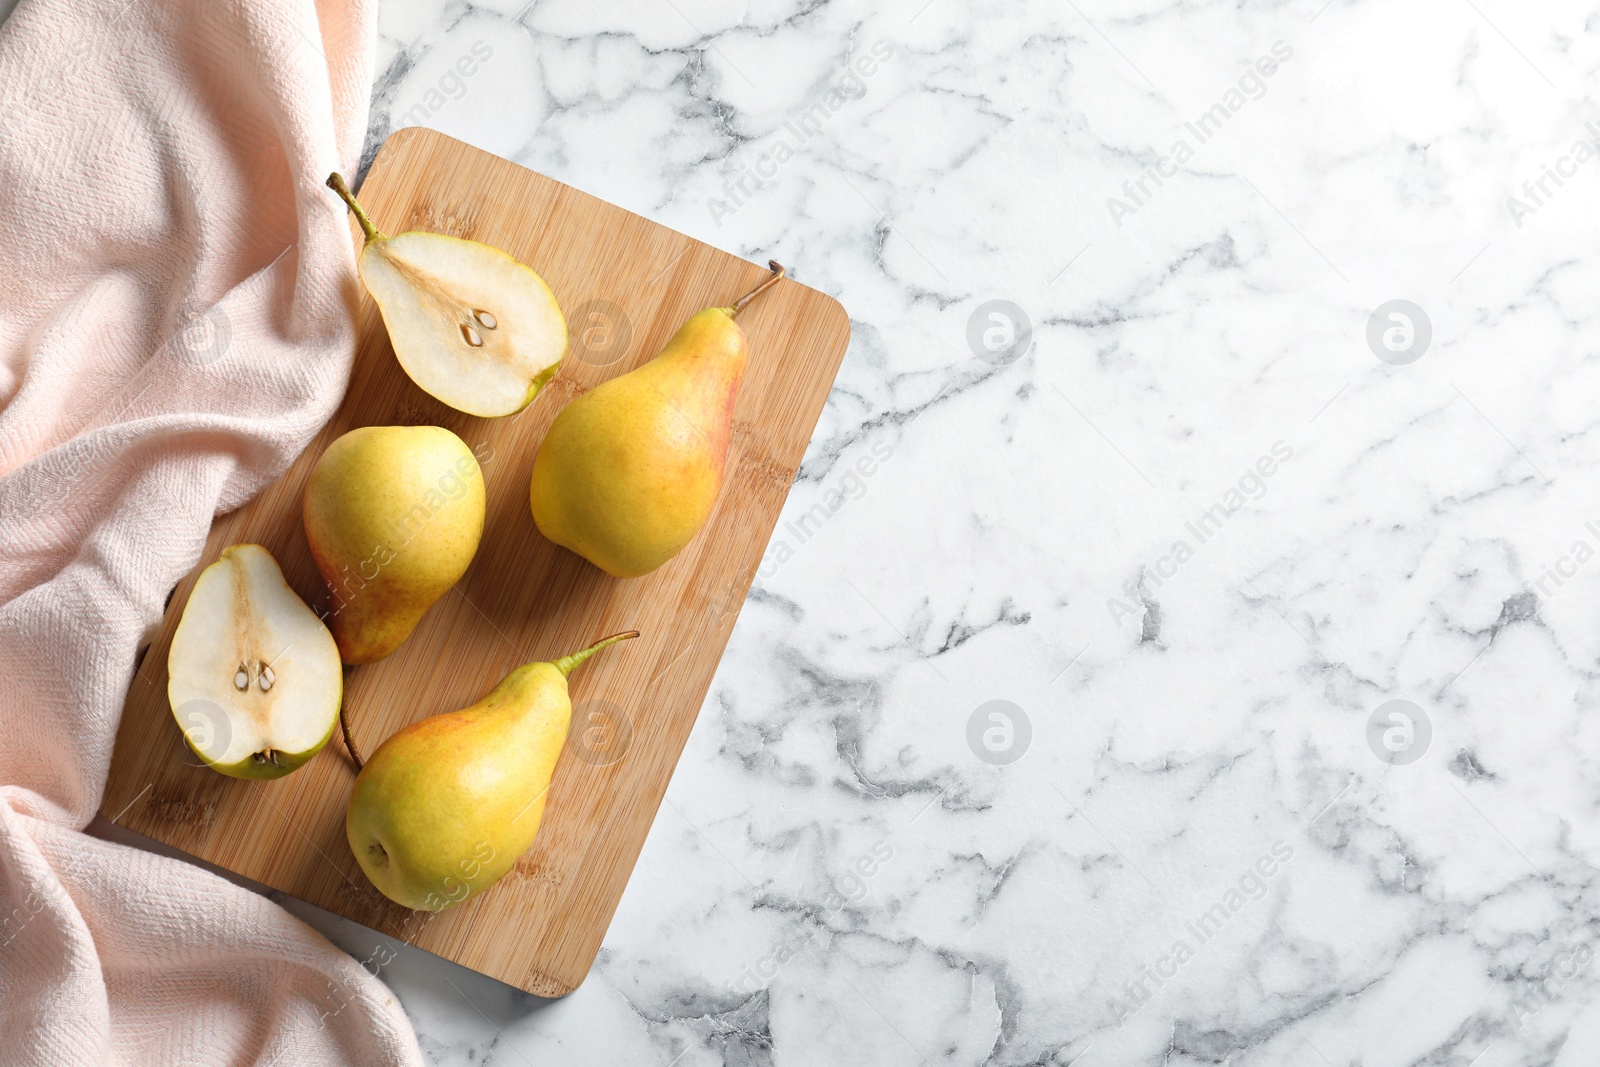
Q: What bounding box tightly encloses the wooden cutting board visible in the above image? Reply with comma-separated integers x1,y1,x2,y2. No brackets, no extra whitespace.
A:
100,127,850,997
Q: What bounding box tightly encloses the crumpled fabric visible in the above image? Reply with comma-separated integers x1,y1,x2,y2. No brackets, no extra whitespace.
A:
0,0,423,1062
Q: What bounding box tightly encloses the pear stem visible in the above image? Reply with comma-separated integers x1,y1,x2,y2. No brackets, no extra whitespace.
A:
553,631,639,678
339,678,365,772
326,172,383,243
730,260,785,319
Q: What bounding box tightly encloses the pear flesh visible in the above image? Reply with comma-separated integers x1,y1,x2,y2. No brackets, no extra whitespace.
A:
345,633,636,911
167,544,342,779
304,425,486,665
529,263,785,578
329,173,567,418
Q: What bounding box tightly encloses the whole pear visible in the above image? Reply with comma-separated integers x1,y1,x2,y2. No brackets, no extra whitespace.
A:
529,262,786,578
345,631,637,911
304,425,485,663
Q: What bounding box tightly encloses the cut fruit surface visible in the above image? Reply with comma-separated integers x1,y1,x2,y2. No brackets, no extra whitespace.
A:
361,232,566,416
329,173,566,418
167,544,342,780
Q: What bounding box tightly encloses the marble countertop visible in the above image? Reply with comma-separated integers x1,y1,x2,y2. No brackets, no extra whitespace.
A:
164,0,1600,1062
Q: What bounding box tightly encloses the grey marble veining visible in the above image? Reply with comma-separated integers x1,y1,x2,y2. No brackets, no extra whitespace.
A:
138,0,1600,1063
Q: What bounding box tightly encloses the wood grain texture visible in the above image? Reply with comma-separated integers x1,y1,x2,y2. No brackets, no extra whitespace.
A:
100,128,851,997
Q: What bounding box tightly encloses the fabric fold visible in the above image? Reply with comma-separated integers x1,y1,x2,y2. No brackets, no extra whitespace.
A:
0,0,423,1061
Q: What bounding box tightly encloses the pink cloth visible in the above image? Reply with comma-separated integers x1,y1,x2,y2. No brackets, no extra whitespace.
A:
0,0,423,1062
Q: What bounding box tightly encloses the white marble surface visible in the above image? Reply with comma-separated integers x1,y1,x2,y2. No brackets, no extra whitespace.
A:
107,0,1600,1062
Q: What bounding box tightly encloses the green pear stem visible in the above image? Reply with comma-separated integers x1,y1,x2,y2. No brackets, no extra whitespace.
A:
327,172,384,243
553,631,639,678
730,260,785,319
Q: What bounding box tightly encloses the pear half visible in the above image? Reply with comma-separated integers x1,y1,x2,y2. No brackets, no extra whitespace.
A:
168,544,342,780
328,173,567,418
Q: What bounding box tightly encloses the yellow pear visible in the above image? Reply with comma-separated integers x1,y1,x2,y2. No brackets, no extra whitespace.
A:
168,544,342,779
345,631,637,911
304,425,485,664
327,173,566,418
529,262,785,577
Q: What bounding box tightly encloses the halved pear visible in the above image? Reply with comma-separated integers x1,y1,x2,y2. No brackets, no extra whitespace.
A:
168,544,342,780
327,173,567,418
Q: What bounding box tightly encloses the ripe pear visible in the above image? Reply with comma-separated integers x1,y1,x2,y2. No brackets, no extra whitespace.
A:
168,544,342,779
327,173,567,418
529,261,786,577
345,631,637,911
304,425,485,664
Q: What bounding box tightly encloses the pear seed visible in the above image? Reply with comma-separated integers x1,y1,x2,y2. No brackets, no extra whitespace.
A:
473,309,497,330
234,665,250,691
460,323,484,347
259,663,275,692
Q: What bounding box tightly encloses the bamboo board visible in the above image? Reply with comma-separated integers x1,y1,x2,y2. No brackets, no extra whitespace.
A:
100,128,851,997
